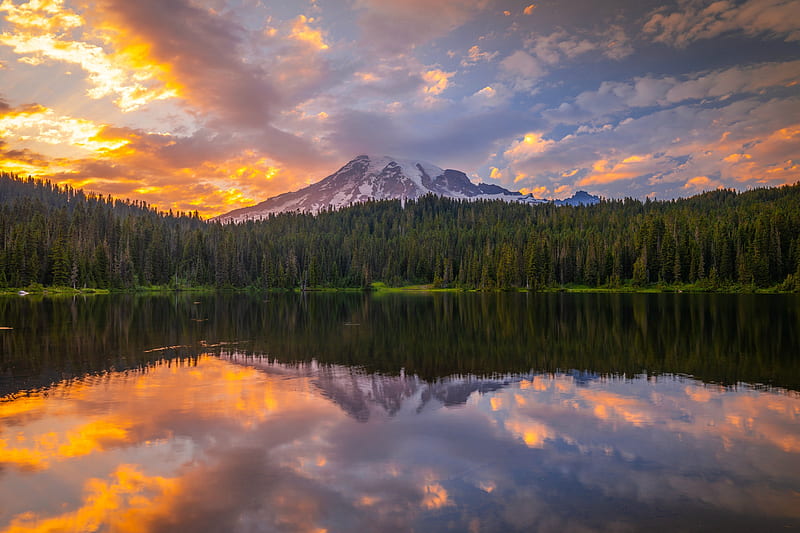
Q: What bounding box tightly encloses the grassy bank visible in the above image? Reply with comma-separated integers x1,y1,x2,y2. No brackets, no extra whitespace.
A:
1,281,797,296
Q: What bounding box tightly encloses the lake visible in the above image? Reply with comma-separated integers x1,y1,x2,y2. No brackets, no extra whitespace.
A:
1,292,799,532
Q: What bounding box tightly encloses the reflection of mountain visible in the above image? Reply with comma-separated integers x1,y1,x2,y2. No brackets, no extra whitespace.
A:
222,353,533,421
3,293,799,398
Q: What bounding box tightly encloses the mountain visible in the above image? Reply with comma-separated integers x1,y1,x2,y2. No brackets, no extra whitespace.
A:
215,155,599,222
221,353,530,422
553,190,600,206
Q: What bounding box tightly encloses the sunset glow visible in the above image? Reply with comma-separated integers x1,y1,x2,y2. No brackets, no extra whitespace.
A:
1,352,799,532
0,0,798,216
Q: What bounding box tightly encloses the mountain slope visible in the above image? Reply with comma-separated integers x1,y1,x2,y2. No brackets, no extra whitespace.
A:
216,155,598,222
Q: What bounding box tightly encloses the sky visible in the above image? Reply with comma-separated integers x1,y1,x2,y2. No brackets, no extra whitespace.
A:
0,0,799,217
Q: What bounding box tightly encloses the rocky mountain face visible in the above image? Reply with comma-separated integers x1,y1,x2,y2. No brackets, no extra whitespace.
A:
216,155,599,222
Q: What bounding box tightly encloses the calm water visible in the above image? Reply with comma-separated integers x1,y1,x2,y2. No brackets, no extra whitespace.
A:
0,293,799,532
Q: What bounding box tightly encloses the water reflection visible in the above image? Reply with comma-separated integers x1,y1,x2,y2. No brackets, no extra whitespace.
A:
2,292,799,395
1,355,798,532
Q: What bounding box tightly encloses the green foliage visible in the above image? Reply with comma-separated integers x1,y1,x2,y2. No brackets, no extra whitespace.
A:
1,172,800,291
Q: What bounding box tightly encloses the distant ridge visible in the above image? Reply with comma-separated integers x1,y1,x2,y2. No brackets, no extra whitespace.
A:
215,155,599,222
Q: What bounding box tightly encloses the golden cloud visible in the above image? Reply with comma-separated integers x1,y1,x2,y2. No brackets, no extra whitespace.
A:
0,104,130,153
0,0,82,33
422,69,455,95
683,175,723,192
2,465,180,533
504,132,554,162
519,185,548,197
577,154,659,186
290,15,329,50
0,418,132,471
504,418,554,448
0,0,177,112
0,100,301,217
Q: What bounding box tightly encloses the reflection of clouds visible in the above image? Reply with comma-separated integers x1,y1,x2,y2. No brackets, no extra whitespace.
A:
3,465,180,533
1,357,799,532
477,373,800,523
0,357,324,473
503,418,554,448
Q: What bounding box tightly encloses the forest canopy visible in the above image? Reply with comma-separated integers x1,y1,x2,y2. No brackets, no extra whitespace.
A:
1,172,799,291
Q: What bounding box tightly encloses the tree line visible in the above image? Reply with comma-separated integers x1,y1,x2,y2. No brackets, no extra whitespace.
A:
1,171,799,290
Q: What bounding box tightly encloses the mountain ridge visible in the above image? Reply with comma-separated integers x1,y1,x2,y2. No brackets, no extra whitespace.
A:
215,154,599,222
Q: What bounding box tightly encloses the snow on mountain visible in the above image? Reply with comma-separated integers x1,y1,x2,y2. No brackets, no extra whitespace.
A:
221,353,525,421
215,155,598,223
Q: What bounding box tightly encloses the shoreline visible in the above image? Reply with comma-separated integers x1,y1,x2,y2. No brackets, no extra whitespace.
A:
1,282,796,296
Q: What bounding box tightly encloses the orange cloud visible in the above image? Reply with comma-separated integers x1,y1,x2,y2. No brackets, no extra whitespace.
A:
0,100,309,217
683,175,723,192
2,465,180,533
85,0,279,128
0,418,132,471
421,482,450,510
290,15,329,50
519,185,548,197
505,418,554,448
0,395,46,421
504,132,554,162
356,71,379,83
0,0,82,33
523,4,536,15
0,1,177,112
461,45,498,66
0,105,130,155
422,68,455,95
579,389,653,426
577,154,659,186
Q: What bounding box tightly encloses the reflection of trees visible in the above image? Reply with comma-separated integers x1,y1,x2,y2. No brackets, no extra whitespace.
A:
1,292,798,395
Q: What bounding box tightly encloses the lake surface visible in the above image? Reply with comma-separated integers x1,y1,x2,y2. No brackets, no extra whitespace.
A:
1,292,799,532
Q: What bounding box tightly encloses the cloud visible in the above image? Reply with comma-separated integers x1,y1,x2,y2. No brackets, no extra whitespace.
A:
543,60,800,124
0,103,129,155
576,154,674,186
643,0,800,47
89,0,277,128
500,50,546,91
0,0,176,111
0,99,320,217
463,84,510,110
682,175,724,191
1,0,796,208
460,45,498,67
508,94,800,198
500,27,634,94
421,69,455,96
504,132,554,163
602,24,634,60
526,30,597,64
289,15,329,50
353,0,488,54
324,105,532,170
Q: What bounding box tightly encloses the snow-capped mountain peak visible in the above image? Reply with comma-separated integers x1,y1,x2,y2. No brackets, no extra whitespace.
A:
215,155,599,222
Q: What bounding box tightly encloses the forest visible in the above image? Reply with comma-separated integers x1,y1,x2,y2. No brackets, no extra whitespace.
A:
1,171,799,291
